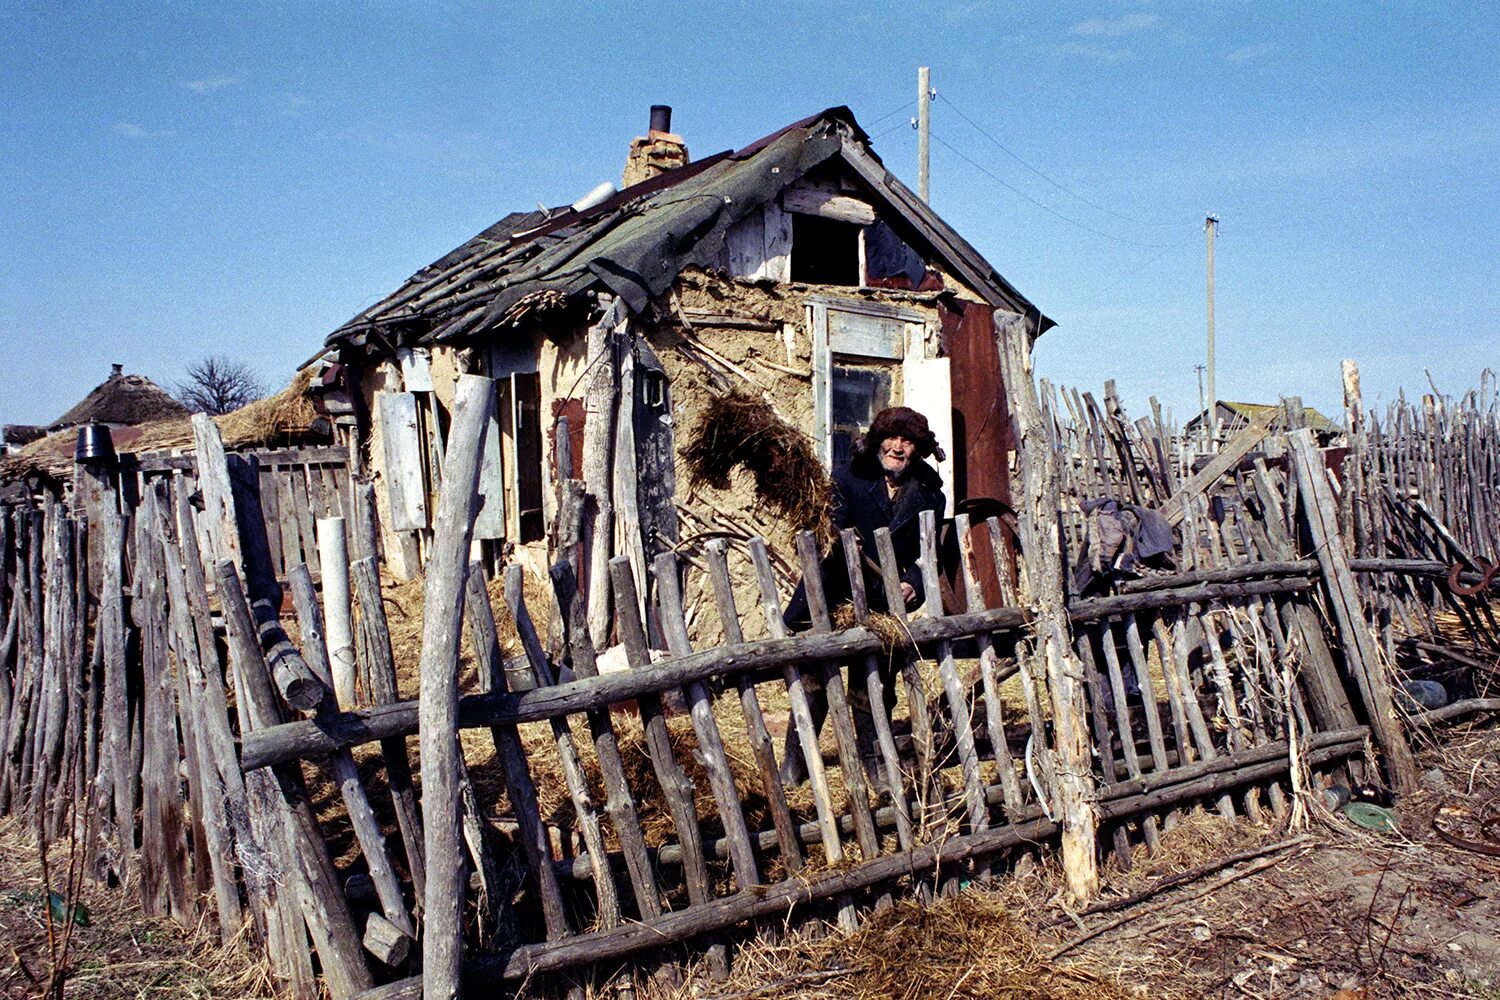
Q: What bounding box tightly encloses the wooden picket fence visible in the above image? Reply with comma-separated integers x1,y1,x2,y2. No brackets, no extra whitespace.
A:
0,368,1495,999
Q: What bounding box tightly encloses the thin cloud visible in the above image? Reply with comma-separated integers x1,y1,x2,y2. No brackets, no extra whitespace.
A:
280,94,314,117
182,76,235,94
1059,42,1131,64
1227,43,1275,64
1071,12,1160,36
113,121,174,139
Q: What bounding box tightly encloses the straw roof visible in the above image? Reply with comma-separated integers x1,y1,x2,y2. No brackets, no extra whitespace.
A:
50,369,188,430
0,368,323,483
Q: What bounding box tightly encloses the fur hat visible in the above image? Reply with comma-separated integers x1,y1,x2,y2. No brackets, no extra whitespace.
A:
862,406,945,462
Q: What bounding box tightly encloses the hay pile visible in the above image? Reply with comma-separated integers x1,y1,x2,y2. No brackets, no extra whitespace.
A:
696,889,1135,1000
132,366,321,453
681,391,833,546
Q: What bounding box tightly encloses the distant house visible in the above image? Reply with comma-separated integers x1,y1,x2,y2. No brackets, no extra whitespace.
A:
1185,400,1340,443
48,363,189,434
323,105,1051,621
0,424,45,455
1,364,327,489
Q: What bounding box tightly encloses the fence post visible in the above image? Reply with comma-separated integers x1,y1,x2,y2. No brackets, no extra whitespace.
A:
995,309,1099,903
418,374,495,1000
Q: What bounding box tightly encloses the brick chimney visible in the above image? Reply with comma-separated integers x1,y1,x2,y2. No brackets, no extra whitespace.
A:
623,105,689,188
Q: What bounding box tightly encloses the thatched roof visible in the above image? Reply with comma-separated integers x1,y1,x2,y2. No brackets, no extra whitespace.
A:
2,425,46,447
0,368,324,483
51,368,188,430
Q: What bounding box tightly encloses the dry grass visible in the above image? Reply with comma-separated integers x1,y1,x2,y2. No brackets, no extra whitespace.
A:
0,818,275,1000
674,889,1140,1000
681,391,833,548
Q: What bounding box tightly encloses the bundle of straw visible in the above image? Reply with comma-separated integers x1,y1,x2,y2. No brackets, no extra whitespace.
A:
681,392,832,546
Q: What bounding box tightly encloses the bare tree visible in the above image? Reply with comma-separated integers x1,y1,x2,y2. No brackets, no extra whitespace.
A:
175,355,268,415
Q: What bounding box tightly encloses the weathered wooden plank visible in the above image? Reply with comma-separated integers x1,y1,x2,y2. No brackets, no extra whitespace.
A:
652,553,762,890
138,487,195,924
289,470,321,577
172,485,275,944
916,511,987,836
502,564,619,930
745,539,848,896
287,566,416,944
461,567,569,939
219,561,374,998
582,299,623,645
160,496,242,939
871,525,937,826
546,561,664,918
704,540,807,873
259,461,286,579
609,557,727,976
376,392,428,532
352,557,426,899
782,185,877,225
1158,408,1277,526
192,413,243,567
952,515,1025,818
473,400,506,541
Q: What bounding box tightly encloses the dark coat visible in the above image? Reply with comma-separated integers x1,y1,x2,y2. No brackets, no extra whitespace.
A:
832,451,946,597
785,452,946,628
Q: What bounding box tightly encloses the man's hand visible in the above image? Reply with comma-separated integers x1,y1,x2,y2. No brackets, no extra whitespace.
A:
900,581,916,605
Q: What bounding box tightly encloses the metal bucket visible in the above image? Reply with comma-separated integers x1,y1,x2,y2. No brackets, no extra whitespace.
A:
74,423,116,464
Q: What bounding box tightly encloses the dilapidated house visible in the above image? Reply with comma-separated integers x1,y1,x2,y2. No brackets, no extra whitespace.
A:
325,105,1050,634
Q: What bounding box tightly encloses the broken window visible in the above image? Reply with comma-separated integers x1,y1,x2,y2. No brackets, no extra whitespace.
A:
494,373,545,544
482,341,547,546
864,220,931,290
831,364,893,468
790,214,861,286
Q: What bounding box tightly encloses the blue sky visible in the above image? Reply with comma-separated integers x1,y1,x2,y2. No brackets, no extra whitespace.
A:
3,1,1496,431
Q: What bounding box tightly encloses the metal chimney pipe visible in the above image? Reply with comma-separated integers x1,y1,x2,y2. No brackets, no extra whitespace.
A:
649,105,672,133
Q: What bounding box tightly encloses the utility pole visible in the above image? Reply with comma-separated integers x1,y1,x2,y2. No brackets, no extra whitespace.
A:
1205,214,1219,441
917,66,931,202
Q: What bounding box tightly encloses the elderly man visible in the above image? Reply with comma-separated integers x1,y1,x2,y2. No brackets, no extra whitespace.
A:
780,406,946,787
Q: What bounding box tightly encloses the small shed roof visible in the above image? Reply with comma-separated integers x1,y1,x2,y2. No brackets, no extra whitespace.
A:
327,107,1051,353
1186,400,1340,434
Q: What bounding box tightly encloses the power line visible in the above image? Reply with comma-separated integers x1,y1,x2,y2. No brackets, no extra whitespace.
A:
929,128,1185,249
870,118,914,141
936,91,1172,228
863,99,916,129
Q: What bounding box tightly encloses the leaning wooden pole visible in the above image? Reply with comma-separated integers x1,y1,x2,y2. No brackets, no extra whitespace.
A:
418,374,495,1000
1288,428,1419,790
995,309,1099,902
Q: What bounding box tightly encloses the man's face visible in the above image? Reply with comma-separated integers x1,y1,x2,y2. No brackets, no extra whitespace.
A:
878,435,915,478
